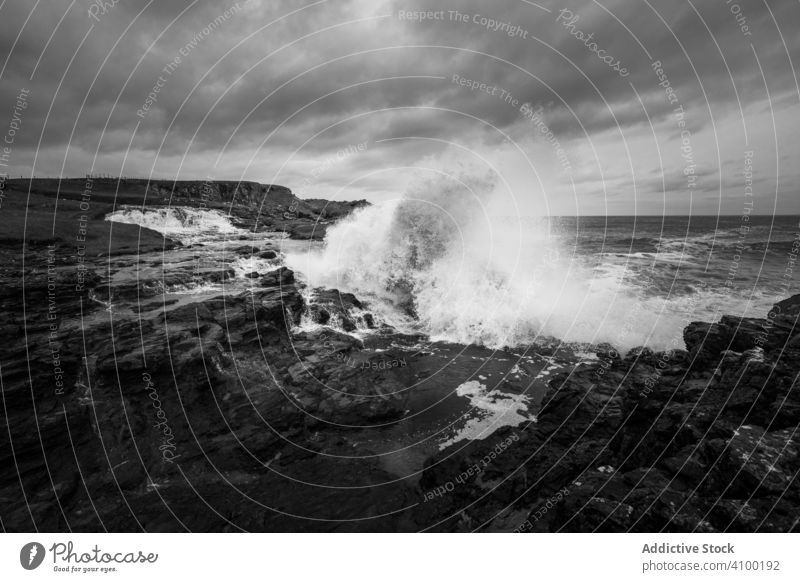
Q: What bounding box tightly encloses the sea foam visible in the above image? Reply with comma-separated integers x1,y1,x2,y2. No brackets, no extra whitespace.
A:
105,206,241,244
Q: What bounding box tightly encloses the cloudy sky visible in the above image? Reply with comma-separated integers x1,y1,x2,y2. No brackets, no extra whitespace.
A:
1,0,799,215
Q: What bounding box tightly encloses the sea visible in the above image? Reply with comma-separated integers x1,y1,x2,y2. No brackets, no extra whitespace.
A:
107,205,800,353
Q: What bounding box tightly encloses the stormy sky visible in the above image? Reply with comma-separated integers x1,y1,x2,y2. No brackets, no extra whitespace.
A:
1,0,799,215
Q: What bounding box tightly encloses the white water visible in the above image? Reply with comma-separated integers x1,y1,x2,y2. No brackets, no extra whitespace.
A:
285,171,713,351
102,186,760,352
106,206,242,244
440,381,535,449
230,256,280,279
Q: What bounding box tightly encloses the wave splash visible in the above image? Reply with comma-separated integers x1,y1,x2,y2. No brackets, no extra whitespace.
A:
287,171,707,350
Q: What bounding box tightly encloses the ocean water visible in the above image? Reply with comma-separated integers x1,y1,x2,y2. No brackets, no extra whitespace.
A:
543,214,800,350
285,174,800,351
557,214,800,299
106,197,800,353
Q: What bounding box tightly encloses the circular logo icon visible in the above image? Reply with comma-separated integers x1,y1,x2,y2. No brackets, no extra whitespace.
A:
20,542,46,570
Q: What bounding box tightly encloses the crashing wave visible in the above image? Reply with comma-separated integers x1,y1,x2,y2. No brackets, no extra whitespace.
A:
286,170,754,351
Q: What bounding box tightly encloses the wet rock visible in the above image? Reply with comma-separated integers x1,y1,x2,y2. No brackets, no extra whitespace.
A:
259,266,295,287
624,346,658,366
284,357,408,424
684,316,768,365
305,288,366,332
763,295,800,349
406,295,800,532
314,288,363,310
713,426,798,497
309,304,331,325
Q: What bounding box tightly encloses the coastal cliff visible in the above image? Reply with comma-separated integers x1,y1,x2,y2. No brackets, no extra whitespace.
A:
2,177,368,246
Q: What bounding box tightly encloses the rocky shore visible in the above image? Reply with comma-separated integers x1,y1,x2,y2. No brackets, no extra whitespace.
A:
414,295,800,532
1,180,798,532
1,177,367,248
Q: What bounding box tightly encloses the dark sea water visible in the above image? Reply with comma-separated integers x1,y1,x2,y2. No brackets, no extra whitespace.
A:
526,214,800,350
107,206,800,352
556,214,800,300
284,208,800,351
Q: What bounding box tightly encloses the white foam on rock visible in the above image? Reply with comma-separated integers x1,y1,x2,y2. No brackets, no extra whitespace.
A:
106,206,242,244
230,256,279,279
439,380,535,450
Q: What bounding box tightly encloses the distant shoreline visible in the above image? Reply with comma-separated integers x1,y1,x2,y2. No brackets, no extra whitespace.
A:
3,178,798,217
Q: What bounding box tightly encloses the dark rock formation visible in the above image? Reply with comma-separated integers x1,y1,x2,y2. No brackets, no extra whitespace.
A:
259,266,295,287
306,288,368,332
411,297,800,532
4,177,368,242
2,180,799,532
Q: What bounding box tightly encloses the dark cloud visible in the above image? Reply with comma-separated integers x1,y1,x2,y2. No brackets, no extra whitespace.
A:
1,0,798,213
